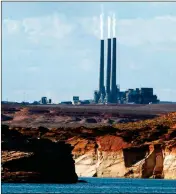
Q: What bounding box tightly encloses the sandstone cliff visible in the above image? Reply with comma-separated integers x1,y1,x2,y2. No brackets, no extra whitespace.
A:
67,113,176,179
1,110,176,179
70,138,175,179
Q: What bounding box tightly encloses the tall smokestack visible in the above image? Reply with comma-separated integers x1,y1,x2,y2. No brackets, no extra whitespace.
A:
111,37,116,102
106,38,111,94
98,7,105,101
111,14,117,103
106,16,111,97
99,39,104,93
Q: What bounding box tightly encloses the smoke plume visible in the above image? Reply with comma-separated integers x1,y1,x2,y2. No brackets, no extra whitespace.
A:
107,15,111,38
100,5,104,39
112,13,116,37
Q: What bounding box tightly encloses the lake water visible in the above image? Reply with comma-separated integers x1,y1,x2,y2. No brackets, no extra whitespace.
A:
2,177,176,193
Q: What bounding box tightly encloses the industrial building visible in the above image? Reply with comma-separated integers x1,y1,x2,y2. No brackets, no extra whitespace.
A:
73,96,79,105
119,88,159,104
94,14,159,105
60,101,72,105
39,97,52,105
41,97,47,105
72,96,93,105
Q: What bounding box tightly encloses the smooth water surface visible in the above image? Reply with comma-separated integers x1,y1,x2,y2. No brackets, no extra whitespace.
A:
2,177,176,193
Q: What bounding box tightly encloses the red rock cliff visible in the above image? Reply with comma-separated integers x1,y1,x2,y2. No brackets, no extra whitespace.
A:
1,111,176,179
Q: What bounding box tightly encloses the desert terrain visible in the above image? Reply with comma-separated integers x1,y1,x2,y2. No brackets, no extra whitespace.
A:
2,103,176,128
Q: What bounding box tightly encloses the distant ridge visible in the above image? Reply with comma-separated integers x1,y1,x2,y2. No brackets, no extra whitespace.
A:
159,101,176,104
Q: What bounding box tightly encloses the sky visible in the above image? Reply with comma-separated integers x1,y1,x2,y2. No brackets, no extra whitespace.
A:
2,2,176,103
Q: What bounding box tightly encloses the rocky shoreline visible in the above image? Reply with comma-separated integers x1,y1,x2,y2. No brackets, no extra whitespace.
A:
1,105,176,181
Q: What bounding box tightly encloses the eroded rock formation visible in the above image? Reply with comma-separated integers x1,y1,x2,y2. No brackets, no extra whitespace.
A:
1,105,176,180
72,140,176,179
68,113,176,179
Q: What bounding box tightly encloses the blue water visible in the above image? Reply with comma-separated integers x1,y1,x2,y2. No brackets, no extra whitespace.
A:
2,177,176,193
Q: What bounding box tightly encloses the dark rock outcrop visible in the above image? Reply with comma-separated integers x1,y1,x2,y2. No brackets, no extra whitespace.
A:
1,125,78,183
1,114,13,121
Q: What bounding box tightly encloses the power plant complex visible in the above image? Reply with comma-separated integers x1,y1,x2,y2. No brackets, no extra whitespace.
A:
4,12,160,106
93,13,159,105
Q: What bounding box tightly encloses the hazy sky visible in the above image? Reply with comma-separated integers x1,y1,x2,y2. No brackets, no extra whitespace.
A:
2,2,176,102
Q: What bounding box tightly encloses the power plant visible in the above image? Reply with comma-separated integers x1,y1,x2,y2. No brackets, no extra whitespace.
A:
94,12,159,104
3,11,160,105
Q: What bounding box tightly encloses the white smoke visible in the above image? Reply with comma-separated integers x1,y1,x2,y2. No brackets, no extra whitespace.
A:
107,15,111,38
100,5,104,39
112,13,116,37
